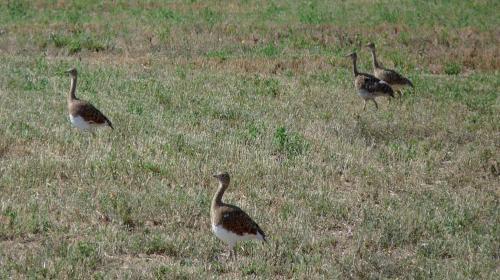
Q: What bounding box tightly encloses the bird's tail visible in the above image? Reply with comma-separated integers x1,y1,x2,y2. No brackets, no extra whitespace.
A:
406,78,414,88
257,228,267,243
106,119,114,129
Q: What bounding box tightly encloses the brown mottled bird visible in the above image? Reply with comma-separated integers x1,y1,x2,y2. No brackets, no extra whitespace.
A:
366,42,414,98
65,68,113,131
346,52,394,111
211,172,266,259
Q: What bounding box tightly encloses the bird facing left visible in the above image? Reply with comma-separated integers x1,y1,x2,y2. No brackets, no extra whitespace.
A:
65,68,113,131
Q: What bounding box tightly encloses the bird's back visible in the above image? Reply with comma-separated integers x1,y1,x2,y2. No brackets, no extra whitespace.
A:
375,67,413,87
68,100,113,129
355,72,394,97
212,203,266,241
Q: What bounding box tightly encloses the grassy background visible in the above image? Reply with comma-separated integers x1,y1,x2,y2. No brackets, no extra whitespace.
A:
0,0,498,278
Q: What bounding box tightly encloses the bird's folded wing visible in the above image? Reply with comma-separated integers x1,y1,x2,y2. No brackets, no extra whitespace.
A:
221,208,264,237
76,102,112,127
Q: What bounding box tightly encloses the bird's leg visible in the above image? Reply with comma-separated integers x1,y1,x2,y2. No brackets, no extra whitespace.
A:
362,100,367,111
372,99,379,110
232,246,237,260
227,245,237,260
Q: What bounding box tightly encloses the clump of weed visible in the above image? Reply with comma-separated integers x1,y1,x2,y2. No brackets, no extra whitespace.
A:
127,101,144,116
261,43,281,57
145,236,179,256
273,126,309,158
299,2,330,24
152,8,183,23
201,8,220,26
206,50,231,61
237,122,266,144
444,62,462,75
253,77,280,97
6,1,29,19
48,32,107,54
69,241,102,270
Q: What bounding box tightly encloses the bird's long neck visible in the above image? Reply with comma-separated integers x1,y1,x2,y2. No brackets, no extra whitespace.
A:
370,48,380,68
68,76,77,102
212,182,228,208
351,57,359,76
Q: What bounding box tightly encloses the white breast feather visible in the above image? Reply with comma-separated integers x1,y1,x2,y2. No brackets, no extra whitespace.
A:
358,89,373,100
212,224,259,248
70,115,106,131
70,115,92,130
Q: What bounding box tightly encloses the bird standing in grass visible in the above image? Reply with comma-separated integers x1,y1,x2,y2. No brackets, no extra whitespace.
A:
366,42,414,98
211,172,266,259
346,52,394,111
66,68,113,132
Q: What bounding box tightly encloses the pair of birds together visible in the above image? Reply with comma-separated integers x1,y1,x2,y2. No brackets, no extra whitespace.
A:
346,42,414,110
64,42,412,259
64,71,265,259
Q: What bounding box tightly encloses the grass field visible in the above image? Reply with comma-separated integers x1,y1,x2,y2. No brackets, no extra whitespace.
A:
0,0,499,278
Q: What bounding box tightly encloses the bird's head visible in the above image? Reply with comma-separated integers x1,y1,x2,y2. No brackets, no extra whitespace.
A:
65,67,78,77
345,52,357,60
213,172,230,185
365,42,376,50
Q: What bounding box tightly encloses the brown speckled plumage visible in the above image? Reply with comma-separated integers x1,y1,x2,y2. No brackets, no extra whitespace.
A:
211,172,266,239
211,172,266,258
366,43,413,95
346,52,394,110
66,68,113,129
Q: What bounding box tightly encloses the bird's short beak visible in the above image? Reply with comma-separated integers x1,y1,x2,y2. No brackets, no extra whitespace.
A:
212,174,218,178
344,54,352,57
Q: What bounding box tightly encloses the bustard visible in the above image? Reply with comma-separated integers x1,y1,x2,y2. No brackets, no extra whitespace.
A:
65,68,113,131
366,42,413,97
346,52,394,111
211,172,266,259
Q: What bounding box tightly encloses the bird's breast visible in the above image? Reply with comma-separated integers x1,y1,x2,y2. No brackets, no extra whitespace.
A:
69,115,91,130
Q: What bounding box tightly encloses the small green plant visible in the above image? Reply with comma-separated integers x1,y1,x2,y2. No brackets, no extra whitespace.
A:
263,2,285,19
48,32,106,54
299,2,329,24
261,43,280,57
153,8,183,22
127,101,144,115
7,1,29,19
145,236,179,256
205,50,231,61
444,62,462,75
202,8,220,26
273,126,309,158
254,77,280,97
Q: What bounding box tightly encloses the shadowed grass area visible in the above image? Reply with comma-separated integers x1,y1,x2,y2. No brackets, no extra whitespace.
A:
0,0,499,278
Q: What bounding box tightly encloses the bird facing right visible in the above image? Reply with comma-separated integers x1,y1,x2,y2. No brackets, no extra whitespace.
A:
211,172,266,259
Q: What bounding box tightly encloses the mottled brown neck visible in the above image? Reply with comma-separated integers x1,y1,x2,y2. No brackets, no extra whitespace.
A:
351,56,359,76
68,76,77,102
370,48,380,69
212,182,228,209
